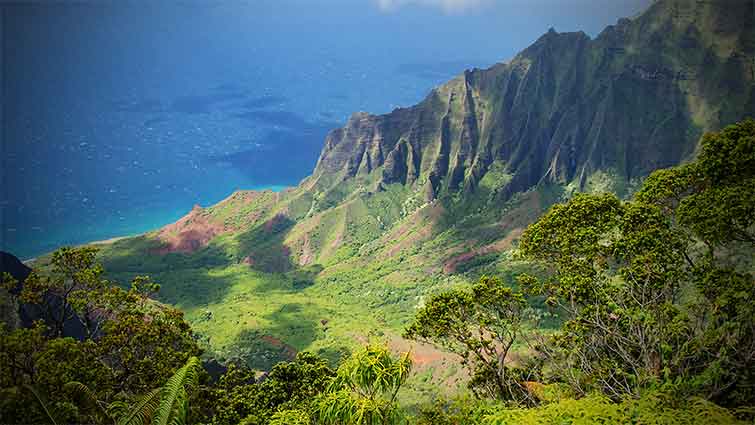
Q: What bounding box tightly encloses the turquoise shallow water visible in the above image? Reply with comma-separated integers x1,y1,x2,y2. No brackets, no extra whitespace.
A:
1,1,651,260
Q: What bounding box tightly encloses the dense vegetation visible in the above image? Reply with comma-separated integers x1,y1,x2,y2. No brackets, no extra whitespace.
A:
1,120,753,423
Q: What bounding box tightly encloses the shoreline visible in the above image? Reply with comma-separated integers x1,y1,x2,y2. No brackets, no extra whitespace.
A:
89,234,134,245
18,185,293,264
22,233,140,264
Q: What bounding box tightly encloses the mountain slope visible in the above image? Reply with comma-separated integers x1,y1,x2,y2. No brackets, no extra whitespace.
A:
97,0,754,382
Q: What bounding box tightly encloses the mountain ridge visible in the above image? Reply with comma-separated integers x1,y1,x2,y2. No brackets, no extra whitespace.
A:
307,0,753,211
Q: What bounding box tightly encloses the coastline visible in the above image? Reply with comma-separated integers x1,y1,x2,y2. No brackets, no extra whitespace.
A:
22,233,140,265
18,185,292,264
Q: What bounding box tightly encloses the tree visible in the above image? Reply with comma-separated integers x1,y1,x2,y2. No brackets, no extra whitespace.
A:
518,193,692,398
636,118,755,405
95,301,200,396
636,118,754,248
314,344,412,425
220,352,335,425
0,248,201,424
518,119,755,404
404,276,536,404
6,247,162,341
16,247,108,338
0,322,112,425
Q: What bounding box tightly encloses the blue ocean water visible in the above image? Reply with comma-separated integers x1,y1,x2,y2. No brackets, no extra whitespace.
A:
1,0,650,260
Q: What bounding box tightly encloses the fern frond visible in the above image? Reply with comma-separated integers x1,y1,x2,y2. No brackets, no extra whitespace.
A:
107,400,130,420
167,389,188,425
114,388,161,425
64,381,97,401
25,384,59,425
64,381,113,422
151,356,201,425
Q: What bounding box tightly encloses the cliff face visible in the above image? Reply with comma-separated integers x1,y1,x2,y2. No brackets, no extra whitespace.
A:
308,0,754,206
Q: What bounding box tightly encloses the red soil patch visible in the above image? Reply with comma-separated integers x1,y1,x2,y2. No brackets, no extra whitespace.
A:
153,205,227,254
261,335,297,360
384,334,469,389
351,332,467,389
152,190,277,255
443,250,479,274
491,227,524,251
403,343,446,367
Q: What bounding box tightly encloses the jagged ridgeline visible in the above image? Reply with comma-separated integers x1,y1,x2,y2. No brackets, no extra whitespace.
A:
97,0,754,370
309,0,753,200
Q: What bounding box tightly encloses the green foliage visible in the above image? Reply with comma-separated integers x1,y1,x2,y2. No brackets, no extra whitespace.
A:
216,352,335,425
0,248,200,425
63,381,115,425
12,246,109,338
6,119,751,424
413,395,498,425
518,192,689,397
111,389,161,425
151,356,201,425
637,118,755,247
96,303,200,396
0,322,111,424
25,383,65,425
517,119,755,405
481,391,750,425
268,409,312,425
63,357,203,425
314,344,412,425
404,276,535,403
